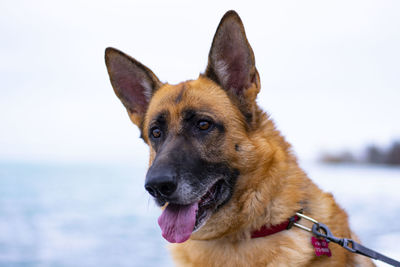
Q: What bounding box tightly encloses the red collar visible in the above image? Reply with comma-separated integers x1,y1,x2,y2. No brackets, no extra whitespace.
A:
251,214,300,239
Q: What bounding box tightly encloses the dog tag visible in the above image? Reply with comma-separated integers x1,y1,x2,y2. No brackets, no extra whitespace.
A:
311,236,332,257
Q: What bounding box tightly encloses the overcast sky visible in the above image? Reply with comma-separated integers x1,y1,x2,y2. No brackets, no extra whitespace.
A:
1,0,399,164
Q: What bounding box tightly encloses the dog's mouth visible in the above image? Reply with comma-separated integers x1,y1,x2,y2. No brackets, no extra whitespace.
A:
157,179,228,243
194,179,225,231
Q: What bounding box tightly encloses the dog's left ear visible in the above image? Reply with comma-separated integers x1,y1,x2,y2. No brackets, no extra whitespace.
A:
205,11,260,121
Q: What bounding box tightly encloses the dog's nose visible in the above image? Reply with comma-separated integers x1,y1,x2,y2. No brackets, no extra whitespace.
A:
145,176,177,198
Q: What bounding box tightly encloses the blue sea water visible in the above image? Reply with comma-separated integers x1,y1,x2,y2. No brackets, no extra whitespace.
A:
0,162,173,267
0,162,399,266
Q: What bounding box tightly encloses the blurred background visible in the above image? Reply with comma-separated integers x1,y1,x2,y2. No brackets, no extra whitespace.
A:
0,0,399,266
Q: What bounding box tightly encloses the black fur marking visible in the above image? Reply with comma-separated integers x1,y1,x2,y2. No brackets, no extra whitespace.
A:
235,144,239,151
147,142,239,209
146,130,237,209
244,112,253,124
182,109,197,121
175,84,186,104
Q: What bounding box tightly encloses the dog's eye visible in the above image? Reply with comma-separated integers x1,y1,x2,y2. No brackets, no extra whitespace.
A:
197,120,211,131
151,127,162,138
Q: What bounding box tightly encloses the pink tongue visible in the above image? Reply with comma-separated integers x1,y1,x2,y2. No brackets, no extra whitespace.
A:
158,202,198,243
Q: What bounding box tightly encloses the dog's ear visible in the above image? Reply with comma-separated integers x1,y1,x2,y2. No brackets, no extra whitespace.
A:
105,47,162,126
205,11,260,120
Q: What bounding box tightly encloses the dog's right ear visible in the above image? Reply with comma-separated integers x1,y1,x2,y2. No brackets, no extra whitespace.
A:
105,47,162,126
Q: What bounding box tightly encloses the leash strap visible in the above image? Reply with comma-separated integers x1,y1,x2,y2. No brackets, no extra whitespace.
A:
295,213,400,267
351,241,400,266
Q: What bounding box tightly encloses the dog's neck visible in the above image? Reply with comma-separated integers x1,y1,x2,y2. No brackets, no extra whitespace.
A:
240,111,309,238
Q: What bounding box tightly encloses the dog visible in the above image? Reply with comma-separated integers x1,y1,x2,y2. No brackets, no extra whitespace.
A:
105,10,375,267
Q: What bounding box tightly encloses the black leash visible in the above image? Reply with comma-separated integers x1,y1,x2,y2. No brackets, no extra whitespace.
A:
294,212,400,266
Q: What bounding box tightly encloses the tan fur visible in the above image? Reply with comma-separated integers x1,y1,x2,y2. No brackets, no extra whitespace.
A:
142,78,375,266
105,10,376,267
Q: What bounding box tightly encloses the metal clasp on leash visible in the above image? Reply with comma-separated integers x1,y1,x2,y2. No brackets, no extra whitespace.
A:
292,212,318,233
293,212,400,266
294,212,364,253
293,213,344,246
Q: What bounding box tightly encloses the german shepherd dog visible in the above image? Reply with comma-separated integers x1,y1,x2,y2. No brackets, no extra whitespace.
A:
105,10,374,267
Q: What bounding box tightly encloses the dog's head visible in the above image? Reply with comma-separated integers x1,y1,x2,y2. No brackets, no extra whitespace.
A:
105,11,265,243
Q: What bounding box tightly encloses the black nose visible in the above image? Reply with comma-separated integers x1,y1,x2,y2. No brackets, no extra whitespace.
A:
145,176,177,198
